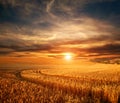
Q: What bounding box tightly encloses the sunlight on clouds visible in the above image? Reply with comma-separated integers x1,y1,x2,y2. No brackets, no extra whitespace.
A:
59,42,108,49
48,17,116,41
21,34,57,42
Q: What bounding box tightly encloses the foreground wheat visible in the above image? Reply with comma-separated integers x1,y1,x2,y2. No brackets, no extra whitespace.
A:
21,67,120,103
0,77,83,103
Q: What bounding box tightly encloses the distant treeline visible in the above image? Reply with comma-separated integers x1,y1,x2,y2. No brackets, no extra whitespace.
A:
91,58,120,65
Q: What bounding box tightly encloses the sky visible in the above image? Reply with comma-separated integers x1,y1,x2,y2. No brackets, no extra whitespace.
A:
0,0,120,64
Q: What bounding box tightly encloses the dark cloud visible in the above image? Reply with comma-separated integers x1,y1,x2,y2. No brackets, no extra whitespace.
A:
91,57,120,64
0,50,13,55
0,36,53,55
15,44,53,52
0,0,57,36
0,38,25,49
87,43,120,54
0,0,46,23
0,44,53,55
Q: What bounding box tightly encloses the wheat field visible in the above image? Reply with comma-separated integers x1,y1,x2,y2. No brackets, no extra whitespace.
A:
0,63,120,103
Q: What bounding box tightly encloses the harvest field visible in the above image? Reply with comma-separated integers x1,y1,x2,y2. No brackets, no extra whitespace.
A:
0,63,120,103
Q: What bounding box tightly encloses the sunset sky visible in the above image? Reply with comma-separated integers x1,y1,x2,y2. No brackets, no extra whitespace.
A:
0,0,120,64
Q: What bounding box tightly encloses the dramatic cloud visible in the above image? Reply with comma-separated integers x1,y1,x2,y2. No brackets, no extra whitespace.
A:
0,0,120,62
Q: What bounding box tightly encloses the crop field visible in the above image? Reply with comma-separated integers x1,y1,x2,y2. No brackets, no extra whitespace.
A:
0,63,120,103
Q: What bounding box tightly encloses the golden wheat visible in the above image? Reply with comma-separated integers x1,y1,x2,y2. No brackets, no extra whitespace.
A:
0,63,120,103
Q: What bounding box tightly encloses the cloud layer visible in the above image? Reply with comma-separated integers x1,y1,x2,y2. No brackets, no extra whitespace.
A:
0,0,120,61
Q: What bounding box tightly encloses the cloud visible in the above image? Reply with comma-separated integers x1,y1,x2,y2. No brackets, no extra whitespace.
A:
0,38,53,53
46,0,55,13
0,0,120,60
91,57,120,64
0,0,47,24
87,43,120,54
0,16,120,57
0,48,14,55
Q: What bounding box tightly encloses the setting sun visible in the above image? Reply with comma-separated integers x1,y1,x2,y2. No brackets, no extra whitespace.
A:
64,53,72,60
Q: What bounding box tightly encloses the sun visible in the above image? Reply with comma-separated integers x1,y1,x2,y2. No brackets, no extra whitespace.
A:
64,53,72,60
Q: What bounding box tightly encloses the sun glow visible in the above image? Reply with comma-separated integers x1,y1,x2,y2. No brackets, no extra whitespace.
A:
64,53,72,60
